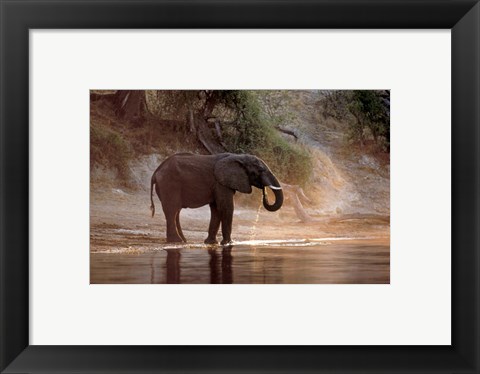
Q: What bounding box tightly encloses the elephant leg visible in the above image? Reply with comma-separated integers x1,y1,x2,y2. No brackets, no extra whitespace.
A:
220,214,233,245
176,210,187,243
162,203,183,243
217,190,235,245
205,203,220,244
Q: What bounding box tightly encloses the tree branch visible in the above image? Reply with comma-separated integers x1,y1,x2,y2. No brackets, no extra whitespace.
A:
275,126,298,140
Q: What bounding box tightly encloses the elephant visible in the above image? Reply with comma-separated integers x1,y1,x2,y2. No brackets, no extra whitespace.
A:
150,152,283,245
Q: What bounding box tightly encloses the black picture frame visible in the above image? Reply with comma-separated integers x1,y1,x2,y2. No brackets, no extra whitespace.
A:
1,0,479,373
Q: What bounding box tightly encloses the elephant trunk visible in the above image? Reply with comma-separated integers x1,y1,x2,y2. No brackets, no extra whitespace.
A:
262,175,284,212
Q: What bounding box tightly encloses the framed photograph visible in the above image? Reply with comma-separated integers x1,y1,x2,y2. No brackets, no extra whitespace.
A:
89,89,391,285
1,0,479,373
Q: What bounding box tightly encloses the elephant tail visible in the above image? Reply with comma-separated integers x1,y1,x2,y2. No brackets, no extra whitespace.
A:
150,175,156,217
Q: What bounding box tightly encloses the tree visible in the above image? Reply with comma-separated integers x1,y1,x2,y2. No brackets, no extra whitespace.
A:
112,90,146,122
348,90,390,151
92,90,313,185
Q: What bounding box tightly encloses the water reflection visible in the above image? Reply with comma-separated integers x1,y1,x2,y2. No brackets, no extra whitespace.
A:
91,241,390,284
165,249,181,284
208,246,233,284
222,247,233,284
164,247,234,284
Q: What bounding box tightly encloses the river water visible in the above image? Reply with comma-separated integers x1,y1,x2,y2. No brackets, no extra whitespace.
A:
90,238,389,284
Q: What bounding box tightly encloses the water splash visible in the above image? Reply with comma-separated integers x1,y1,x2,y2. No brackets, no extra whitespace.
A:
93,237,387,254
249,201,263,241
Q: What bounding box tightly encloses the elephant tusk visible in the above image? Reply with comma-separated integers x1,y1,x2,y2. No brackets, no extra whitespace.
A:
268,185,282,190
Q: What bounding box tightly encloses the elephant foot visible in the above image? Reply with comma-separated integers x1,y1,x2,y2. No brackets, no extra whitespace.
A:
166,236,185,243
204,237,219,245
221,239,233,246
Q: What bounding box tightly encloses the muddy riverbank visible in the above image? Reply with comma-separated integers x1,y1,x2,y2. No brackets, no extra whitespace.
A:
90,189,389,284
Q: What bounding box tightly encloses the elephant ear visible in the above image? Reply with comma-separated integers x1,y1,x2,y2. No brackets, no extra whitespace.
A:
214,156,252,194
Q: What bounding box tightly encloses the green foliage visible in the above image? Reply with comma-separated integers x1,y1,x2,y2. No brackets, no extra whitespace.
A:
261,138,312,186
318,90,353,121
91,90,313,186
90,123,132,179
221,91,312,185
348,90,390,151
221,91,266,153
316,90,390,152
